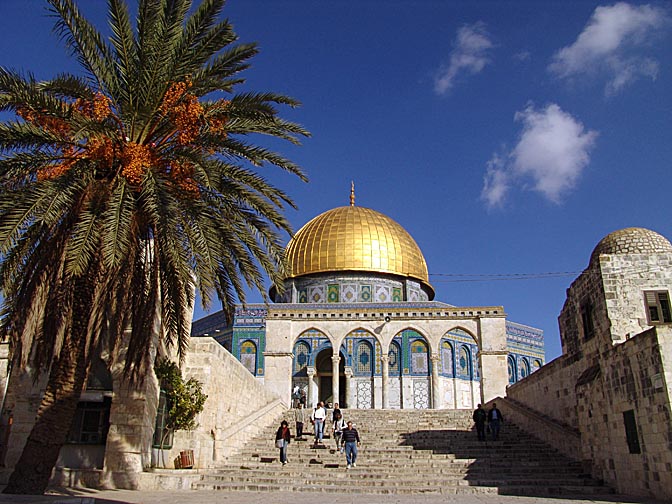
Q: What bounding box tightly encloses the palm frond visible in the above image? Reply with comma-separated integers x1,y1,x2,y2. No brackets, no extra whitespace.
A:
64,202,102,277
48,0,121,97
101,180,136,269
107,0,138,110
212,136,308,181
191,43,258,92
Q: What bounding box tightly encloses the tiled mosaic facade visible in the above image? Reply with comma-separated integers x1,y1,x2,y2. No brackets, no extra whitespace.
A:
192,302,541,410
274,274,430,304
505,322,544,383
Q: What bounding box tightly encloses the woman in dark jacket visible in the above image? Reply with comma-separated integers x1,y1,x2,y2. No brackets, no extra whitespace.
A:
275,420,291,465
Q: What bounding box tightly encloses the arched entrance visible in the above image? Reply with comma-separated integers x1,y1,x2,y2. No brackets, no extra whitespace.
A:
315,348,346,407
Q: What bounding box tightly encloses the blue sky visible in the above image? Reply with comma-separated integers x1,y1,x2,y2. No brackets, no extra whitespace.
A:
1,1,671,361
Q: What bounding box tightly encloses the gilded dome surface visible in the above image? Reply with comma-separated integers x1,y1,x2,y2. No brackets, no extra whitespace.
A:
590,227,672,265
285,205,432,291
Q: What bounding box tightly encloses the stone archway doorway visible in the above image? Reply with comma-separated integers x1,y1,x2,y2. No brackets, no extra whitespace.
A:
315,348,346,407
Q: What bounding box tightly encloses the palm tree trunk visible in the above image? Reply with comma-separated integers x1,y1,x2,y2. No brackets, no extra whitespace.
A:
3,281,95,494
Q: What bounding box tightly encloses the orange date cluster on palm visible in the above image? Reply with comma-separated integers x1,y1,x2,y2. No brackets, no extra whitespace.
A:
160,78,230,145
19,81,226,195
120,142,155,185
74,92,113,122
17,107,71,137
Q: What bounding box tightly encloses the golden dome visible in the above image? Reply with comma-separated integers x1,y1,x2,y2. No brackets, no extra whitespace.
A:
284,205,433,296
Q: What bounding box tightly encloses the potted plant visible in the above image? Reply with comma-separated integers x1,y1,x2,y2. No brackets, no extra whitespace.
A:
154,358,207,468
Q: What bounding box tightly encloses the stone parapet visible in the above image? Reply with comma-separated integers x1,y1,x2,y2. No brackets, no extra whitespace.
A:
486,396,581,461
155,337,283,471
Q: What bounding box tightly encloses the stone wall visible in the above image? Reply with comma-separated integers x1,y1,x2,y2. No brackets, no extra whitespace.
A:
100,358,160,489
0,343,9,469
577,327,672,498
1,332,285,490
0,365,48,482
440,376,480,409
154,337,284,474
600,253,672,340
506,240,672,501
506,352,583,430
508,327,672,499
484,396,581,461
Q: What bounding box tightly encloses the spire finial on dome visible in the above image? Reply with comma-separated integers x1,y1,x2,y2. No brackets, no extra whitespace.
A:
350,181,355,206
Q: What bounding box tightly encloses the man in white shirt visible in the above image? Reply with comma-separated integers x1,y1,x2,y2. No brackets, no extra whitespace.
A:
311,401,327,444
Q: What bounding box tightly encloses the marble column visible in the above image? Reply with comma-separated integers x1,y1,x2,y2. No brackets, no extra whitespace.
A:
344,367,353,409
331,355,341,407
381,354,390,409
306,367,316,408
430,354,441,409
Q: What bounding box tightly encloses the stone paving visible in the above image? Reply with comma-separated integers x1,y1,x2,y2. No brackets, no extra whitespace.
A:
0,489,668,504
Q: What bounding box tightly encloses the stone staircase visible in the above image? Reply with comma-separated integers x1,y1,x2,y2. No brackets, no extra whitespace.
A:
191,408,613,496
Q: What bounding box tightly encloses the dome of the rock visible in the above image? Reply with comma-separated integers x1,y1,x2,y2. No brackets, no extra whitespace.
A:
282,204,434,298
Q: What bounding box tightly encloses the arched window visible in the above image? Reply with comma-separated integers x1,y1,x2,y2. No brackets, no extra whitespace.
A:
441,340,454,377
520,358,530,378
293,340,311,375
388,341,401,376
355,340,373,376
508,355,516,384
458,346,471,378
240,340,257,375
532,359,542,372
410,339,429,375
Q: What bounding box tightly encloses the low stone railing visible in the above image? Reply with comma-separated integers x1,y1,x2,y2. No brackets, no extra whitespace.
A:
485,396,582,462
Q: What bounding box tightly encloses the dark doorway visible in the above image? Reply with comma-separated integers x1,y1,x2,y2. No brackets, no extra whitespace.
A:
319,375,332,405
315,348,347,407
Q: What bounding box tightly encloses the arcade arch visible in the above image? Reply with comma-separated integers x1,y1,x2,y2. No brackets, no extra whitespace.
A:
439,327,480,409
290,324,484,410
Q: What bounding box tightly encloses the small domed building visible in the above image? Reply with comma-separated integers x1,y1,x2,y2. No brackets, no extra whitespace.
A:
503,227,672,500
193,189,545,409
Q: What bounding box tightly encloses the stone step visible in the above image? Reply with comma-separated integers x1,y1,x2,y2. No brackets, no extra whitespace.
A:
192,480,614,496
235,447,571,460
204,465,592,478
199,475,603,488
233,453,576,466
232,456,577,471
245,445,553,454
194,408,613,496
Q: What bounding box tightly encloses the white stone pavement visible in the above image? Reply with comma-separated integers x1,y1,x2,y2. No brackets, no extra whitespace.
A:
0,490,668,504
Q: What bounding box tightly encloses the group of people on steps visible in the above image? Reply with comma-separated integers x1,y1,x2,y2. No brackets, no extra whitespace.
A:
472,402,504,441
275,400,361,469
276,396,505,469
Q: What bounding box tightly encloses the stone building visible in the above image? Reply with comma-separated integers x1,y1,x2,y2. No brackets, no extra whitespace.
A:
501,227,672,501
192,195,545,410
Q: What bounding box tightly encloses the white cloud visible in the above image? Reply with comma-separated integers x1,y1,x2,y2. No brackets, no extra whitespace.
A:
481,153,510,208
481,104,598,208
434,22,494,95
549,2,670,94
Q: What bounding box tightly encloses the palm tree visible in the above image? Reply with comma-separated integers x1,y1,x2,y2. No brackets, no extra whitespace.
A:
0,0,308,494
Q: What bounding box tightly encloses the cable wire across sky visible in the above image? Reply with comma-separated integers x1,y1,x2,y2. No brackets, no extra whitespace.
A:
428,271,582,283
